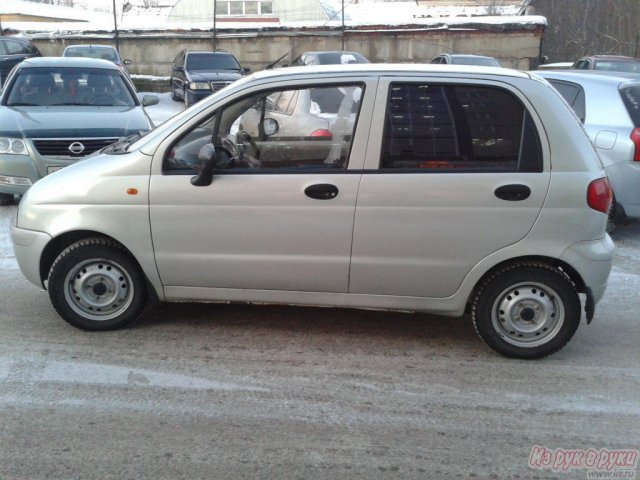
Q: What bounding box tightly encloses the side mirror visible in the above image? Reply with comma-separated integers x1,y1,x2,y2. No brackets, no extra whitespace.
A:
242,67,251,74
124,59,133,65
141,94,159,107
263,118,279,137
190,143,232,186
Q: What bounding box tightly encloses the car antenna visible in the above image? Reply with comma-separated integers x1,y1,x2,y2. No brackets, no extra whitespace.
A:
265,50,293,70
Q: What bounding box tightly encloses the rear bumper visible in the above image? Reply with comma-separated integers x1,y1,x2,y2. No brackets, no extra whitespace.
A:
560,235,615,305
606,161,640,218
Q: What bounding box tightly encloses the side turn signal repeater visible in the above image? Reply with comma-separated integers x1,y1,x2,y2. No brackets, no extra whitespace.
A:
126,188,139,195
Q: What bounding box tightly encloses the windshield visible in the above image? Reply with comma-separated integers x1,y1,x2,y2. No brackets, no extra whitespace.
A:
594,60,640,73
186,53,240,71
5,67,136,107
315,52,369,64
65,47,119,63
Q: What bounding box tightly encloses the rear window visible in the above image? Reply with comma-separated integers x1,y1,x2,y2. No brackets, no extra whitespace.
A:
620,84,640,128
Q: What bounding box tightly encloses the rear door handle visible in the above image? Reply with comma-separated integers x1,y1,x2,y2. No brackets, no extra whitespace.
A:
494,184,531,201
304,183,339,200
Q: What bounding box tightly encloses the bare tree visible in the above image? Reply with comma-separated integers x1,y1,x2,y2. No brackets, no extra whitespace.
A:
534,0,640,61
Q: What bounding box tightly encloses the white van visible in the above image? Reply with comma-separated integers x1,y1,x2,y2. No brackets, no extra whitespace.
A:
10,64,615,359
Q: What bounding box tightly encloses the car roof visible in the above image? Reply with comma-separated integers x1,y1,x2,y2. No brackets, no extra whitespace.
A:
17,56,120,70
185,50,234,56
533,69,640,86
585,55,639,62
0,36,33,44
64,45,117,51
257,63,530,80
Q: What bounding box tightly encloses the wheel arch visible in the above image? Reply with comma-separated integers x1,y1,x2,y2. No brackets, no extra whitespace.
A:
39,230,160,303
469,255,586,305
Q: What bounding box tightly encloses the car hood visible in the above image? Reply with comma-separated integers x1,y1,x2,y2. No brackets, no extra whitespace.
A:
187,70,242,82
0,106,152,138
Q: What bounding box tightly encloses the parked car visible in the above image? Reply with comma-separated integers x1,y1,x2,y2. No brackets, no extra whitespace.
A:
0,36,41,86
0,57,158,205
572,55,640,73
63,44,131,72
11,64,614,359
289,51,370,66
430,53,502,67
534,70,640,223
170,50,248,108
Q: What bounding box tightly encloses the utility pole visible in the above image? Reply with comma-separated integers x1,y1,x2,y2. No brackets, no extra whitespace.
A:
0,13,3,36
212,0,217,51
341,0,345,51
112,0,120,53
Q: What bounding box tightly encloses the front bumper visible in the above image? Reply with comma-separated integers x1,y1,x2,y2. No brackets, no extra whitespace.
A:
11,221,52,289
0,148,77,196
185,89,213,106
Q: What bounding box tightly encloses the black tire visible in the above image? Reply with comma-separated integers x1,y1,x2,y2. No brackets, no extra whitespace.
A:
170,80,179,101
47,237,147,331
0,193,15,206
472,263,581,359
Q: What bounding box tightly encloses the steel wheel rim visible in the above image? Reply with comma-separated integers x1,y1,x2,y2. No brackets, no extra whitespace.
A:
491,281,565,347
63,258,134,321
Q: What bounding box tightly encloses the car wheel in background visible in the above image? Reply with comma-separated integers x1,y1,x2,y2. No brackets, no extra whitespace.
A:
47,237,148,330
0,193,15,206
472,263,581,359
170,80,179,101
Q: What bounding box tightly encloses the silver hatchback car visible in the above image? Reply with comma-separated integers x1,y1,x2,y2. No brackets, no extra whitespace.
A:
11,64,615,359
534,70,640,222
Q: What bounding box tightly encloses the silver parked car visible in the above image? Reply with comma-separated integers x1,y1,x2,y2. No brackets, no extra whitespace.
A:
11,64,614,359
0,57,158,205
534,70,640,222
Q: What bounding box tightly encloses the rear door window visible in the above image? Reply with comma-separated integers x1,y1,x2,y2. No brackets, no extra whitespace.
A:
620,84,640,127
381,83,542,172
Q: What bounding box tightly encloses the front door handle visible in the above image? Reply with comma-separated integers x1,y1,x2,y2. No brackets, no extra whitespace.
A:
304,183,339,200
494,184,531,201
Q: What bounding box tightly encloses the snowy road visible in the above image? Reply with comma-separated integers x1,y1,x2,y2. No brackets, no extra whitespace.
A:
0,98,638,478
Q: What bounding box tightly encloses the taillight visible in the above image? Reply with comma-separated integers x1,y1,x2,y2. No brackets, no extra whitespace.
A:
631,128,640,162
310,129,333,138
587,177,613,214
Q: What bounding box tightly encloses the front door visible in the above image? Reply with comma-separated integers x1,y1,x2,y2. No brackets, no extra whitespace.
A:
150,80,372,293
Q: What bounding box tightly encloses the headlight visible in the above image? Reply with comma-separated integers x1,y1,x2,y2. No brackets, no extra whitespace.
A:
0,137,27,155
189,82,211,91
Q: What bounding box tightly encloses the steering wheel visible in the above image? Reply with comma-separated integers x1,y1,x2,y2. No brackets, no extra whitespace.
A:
237,131,260,161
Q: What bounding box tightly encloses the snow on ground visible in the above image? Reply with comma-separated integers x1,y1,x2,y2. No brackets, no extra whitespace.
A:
141,91,184,126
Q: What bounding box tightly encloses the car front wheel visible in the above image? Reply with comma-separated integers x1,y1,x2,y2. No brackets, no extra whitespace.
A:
472,263,581,359
47,237,147,330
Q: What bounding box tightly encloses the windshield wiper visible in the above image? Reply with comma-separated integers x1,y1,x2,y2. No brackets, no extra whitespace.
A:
102,131,147,155
9,102,38,106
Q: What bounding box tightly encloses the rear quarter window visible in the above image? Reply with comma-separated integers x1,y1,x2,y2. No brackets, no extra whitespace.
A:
620,84,640,127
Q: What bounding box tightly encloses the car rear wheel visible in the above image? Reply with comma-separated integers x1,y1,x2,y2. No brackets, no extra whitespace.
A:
48,237,147,330
472,263,581,359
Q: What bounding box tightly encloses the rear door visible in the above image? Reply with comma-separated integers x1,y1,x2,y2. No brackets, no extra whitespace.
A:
349,77,551,298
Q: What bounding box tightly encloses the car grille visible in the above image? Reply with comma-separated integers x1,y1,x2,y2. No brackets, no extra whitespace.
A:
32,138,119,158
210,81,233,93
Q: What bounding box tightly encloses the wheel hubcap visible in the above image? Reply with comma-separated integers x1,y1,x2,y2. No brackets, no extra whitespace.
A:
492,282,564,347
64,259,134,321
